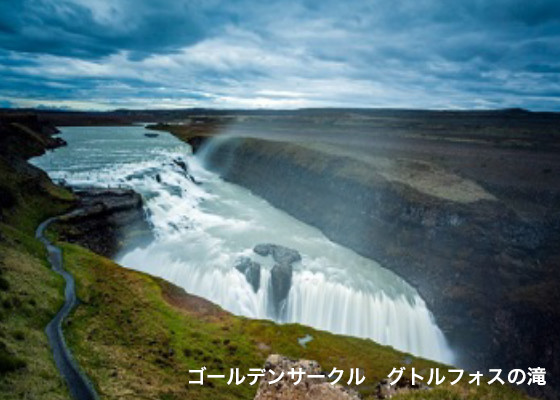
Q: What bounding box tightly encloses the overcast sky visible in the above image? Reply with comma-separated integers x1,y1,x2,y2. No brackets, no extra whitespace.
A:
0,0,559,110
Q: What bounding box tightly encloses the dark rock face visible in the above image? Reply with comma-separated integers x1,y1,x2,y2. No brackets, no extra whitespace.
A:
0,114,75,224
0,185,16,211
173,158,188,173
253,244,300,317
0,114,64,159
203,136,560,400
235,257,261,292
254,243,302,265
186,136,209,153
270,262,293,316
172,157,200,185
55,188,153,258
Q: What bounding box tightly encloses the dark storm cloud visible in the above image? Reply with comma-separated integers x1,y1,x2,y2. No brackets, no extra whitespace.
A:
0,0,208,59
0,0,559,109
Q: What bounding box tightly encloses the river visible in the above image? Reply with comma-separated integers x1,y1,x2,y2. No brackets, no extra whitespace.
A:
31,125,454,364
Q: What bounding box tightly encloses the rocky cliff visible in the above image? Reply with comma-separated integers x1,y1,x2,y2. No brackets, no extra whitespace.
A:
193,135,560,400
0,114,152,259
0,114,74,228
53,188,153,258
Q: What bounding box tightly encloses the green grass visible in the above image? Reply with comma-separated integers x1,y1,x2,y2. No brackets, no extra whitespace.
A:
0,234,69,400
0,148,75,399
0,158,74,233
61,243,531,400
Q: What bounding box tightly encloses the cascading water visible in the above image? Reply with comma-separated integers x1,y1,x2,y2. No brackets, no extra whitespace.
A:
32,126,454,364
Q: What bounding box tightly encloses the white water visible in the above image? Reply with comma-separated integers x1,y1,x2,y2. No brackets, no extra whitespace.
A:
32,126,454,364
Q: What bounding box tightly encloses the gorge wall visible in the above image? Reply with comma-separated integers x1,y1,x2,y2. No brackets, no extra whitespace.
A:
194,135,560,399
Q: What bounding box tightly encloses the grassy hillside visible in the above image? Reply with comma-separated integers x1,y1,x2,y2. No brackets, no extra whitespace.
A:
60,242,530,400
0,116,533,399
0,136,75,398
0,225,68,400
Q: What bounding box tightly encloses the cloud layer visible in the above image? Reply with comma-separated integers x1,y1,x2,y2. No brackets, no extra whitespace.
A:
1,0,559,110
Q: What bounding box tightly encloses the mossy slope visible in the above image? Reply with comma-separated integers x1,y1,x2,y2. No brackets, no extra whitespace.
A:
62,243,531,400
0,117,75,399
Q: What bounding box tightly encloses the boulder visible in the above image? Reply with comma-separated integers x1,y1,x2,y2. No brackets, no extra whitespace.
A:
253,243,272,257
254,354,361,400
235,257,261,292
173,158,188,173
253,243,301,265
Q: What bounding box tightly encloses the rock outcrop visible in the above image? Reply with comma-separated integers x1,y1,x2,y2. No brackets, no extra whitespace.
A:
269,263,292,316
254,354,361,400
0,114,74,225
0,114,65,160
253,244,301,317
254,243,302,265
235,257,261,292
55,188,153,258
171,157,200,184
173,158,188,173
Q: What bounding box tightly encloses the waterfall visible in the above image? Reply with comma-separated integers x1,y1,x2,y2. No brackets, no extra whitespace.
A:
32,126,455,364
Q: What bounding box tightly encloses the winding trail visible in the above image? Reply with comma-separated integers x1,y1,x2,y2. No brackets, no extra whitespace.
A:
36,218,99,400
